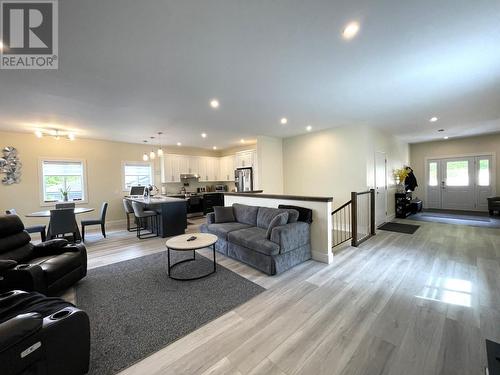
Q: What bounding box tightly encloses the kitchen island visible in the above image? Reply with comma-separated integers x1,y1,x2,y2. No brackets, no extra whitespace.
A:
126,196,187,238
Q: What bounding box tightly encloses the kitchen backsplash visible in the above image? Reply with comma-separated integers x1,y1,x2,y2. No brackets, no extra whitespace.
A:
162,180,236,194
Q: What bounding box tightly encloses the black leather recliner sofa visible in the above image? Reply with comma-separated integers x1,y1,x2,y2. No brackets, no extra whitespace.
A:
0,290,90,375
0,214,87,295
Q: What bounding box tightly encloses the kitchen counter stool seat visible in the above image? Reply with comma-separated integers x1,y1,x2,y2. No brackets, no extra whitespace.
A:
131,201,159,239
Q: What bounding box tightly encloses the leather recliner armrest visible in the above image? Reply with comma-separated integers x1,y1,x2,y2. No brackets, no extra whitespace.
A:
3,265,46,294
33,240,84,256
0,312,43,350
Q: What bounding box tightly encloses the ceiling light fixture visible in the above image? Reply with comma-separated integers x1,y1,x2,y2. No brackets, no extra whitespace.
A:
342,21,360,40
67,133,75,141
210,99,219,109
444,136,449,140
430,117,439,122
33,128,76,140
240,139,245,144
280,117,288,125
149,137,156,159
201,133,207,138
438,129,445,132
157,132,164,157
212,146,217,150
34,130,43,138
306,125,312,132
142,140,149,161
177,142,182,146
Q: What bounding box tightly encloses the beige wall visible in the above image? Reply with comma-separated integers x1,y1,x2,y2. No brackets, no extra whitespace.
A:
0,131,217,226
409,132,500,198
282,125,409,215
256,136,283,194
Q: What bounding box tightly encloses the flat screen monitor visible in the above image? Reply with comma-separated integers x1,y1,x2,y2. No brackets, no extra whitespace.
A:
129,186,146,196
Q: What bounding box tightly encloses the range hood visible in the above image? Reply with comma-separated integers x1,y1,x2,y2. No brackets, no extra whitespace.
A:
180,173,199,180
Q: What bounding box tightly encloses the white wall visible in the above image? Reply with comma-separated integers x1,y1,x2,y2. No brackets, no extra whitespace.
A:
256,136,283,194
282,125,409,215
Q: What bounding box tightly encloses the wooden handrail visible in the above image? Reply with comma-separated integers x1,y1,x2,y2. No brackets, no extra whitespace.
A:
332,200,352,215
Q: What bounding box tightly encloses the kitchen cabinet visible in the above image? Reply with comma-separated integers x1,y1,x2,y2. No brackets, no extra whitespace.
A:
219,155,236,181
198,157,219,181
235,150,256,168
188,156,199,175
161,155,190,182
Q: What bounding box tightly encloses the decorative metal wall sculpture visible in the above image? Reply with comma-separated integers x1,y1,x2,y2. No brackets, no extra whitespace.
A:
0,147,22,184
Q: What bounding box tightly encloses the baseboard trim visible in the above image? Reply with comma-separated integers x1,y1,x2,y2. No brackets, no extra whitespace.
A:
312,250,334,264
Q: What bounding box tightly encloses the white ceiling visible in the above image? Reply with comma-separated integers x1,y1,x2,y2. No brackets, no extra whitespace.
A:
1,0,499,148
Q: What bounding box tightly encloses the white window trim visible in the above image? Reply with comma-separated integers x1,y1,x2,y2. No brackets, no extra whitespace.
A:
121,160,154,192
38,157,89,207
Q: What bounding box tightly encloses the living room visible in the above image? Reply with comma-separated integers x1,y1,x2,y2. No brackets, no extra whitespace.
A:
1,1,500,375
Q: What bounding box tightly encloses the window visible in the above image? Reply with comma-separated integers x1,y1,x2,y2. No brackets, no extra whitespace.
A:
428,162,438,186
478,159,490,186
446,161,469,186
41,159,86,202
123,162,153,191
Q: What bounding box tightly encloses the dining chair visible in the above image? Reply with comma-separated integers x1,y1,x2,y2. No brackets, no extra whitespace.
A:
122,199,138,232
48,208,79,243
81,202,108,242
131,201,159,239
55,203,76,209
5,208,47,242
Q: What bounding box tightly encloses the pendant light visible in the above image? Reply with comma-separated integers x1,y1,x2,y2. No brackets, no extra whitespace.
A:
149,137,156,160
157,132,164,157
142,140,149,161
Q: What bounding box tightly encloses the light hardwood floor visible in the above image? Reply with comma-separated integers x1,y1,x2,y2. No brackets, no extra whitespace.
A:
78,217,500,375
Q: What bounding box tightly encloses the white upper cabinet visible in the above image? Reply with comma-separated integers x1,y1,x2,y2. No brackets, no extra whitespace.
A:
161,150,255,183
235,150,256,168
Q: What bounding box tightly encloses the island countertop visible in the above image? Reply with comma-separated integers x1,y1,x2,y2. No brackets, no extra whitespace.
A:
125,196,187,204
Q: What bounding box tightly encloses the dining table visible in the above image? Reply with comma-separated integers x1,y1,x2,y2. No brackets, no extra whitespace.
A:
26,207,95,242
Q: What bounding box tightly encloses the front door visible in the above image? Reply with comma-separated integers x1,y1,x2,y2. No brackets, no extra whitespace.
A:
375,152,387,225
426,155,494,211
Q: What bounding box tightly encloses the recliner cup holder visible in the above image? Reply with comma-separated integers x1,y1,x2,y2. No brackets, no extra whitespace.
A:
50,309,72,320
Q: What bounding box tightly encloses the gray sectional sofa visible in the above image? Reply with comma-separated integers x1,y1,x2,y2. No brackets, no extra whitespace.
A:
200,203,311,275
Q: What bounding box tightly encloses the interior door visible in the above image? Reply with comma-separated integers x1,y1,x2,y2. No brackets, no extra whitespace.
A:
475,155,493,211
374,152,387,225
441,157,474,210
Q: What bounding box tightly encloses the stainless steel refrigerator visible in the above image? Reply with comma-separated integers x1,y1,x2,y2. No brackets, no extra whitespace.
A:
235,167,253,192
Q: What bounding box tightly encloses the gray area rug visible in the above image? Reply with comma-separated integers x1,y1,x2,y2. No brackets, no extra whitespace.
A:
76,251,265,375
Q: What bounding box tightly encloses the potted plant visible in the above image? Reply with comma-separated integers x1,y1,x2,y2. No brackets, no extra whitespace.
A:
393,168,409,193
60,186,71,202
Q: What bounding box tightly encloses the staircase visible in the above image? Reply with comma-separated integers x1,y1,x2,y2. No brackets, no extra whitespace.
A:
332,189,375,249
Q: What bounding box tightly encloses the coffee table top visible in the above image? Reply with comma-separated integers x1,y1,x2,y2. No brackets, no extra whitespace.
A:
165,233,217,251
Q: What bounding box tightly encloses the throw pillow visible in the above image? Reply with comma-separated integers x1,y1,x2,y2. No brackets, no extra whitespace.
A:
214,206,235,223
285,209,299,223
266,212,288,239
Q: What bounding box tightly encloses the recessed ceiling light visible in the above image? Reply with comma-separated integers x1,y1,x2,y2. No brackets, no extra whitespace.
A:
342,21,360,40
67,133,75,141
201,133,207,138
430,117,439,122
210,99,219,109
306,125,312,132
240,139,245,143
177,142,182,146
443,136,449,140
212,146,217,150
280,117,288,125
34,129,43,138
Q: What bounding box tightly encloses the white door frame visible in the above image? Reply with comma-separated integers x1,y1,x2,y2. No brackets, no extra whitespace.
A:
424,152,497,210
374,151,387,225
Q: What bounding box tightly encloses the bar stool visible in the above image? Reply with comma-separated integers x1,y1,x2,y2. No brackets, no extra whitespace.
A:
131,201,159,239
122,199,138,232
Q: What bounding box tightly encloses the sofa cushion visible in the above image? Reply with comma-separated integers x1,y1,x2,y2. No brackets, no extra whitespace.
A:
206,222,251,240
213,206,235,223
265,213,288,239
228,227,280,256
232,203,259,226
256,207,289,229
